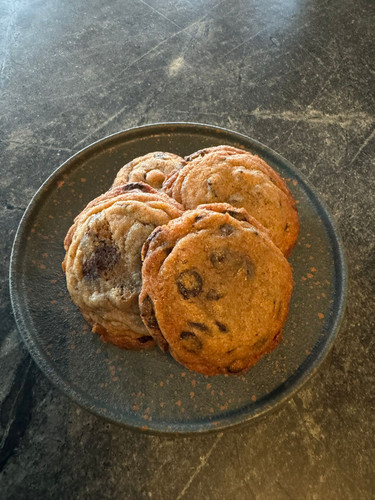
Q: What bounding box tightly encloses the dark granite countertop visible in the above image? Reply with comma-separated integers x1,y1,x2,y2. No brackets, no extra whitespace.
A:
1,0,374,498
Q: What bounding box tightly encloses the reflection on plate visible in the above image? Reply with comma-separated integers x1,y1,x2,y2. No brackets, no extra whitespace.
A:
10,123,347,433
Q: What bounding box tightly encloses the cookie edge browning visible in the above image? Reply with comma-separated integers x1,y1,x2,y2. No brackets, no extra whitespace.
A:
62,183,184,350
168,329,284,376
139,207,293,372
197,203,272,240
82,312,155,350
139,224,177,352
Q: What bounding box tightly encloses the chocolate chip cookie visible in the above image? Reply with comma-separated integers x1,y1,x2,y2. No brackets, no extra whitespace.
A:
113,152,185,190
139,203,293,375
62,183,183,349
163,145,299,256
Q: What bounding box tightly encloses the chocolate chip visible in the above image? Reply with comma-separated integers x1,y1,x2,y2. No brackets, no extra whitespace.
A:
206,289,223,301
216,321,228,332
188,321,209,332
82,243,120,279
284,222,289,231
224,209,247,222
184,148,208,162
138,335,154,344
148,227,163,242
122,182,151,192
118,283,137,300
143,227,163,256
207,178,218,198
177,270,203,299
141,295,159,330
194,214,205,222
179,331,203,352
210,249,227,268
220,224,235,236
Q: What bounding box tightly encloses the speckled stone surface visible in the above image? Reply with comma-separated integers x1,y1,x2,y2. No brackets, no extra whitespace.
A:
0,0,374,498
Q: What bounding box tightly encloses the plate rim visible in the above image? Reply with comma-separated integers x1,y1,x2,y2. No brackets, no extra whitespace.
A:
9,122,348,434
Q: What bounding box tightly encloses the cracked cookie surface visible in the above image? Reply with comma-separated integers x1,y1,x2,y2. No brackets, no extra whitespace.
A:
62,183,183,349
163,145,299,256
139,203,293,374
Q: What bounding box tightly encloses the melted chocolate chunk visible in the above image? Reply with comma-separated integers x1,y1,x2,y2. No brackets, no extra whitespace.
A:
179,331,203,352
220,224,235,236
147,227,163,243
138,335,154,344
143,227,163,255
216,321,228,332
284,222,289,231
82,243,120,279
188,321,209,332
194,214,205,222
122,182,151,192
224,209,247,222
206,289,223,301
177,270,203,299
141,295,159,330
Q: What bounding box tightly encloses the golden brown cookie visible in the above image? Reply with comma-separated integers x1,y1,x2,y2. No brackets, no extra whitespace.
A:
62,183,183,349
139,203,293,375
163,145,299,256
113,152,185,190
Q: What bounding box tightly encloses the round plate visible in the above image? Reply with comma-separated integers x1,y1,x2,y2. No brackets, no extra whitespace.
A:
10,123,347,433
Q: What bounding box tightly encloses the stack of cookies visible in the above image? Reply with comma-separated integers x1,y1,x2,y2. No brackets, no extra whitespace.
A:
63,146,299,375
